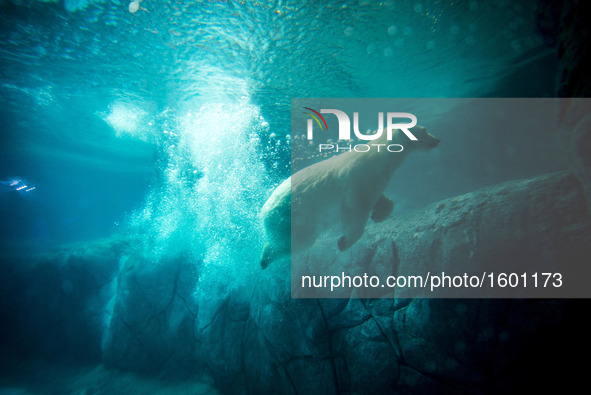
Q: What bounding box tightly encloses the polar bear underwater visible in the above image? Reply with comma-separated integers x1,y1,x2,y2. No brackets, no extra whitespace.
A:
260,126,440,269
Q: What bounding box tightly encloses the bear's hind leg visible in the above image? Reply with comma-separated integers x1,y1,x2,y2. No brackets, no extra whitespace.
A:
371,194,394,223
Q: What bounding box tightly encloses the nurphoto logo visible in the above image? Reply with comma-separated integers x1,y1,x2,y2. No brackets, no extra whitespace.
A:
303,108,419,152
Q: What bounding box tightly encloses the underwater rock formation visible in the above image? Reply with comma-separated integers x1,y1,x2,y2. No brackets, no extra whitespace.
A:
2,171,589,393
264,171,590,392
537,0,591,213
0,235,129,362
292,171,590,299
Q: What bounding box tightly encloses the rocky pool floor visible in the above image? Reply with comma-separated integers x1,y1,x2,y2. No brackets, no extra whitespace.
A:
0,359,218,395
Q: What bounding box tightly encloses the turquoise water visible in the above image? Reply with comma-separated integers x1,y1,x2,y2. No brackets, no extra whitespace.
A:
0,0,570,393
0,0,555,248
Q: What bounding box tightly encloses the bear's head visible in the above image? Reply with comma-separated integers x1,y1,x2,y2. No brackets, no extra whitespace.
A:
405,125,440,150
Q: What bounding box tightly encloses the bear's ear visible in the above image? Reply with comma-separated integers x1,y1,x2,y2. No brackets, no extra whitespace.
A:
412,127,439,149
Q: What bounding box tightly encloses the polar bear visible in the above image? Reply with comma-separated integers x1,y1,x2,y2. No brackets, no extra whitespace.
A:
260,126,439,269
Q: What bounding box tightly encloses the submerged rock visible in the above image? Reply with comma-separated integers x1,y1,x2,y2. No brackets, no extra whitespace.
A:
292,171,590,298
537,0,591,213
0,235,129,362
262,171,590,392
2,171,589,393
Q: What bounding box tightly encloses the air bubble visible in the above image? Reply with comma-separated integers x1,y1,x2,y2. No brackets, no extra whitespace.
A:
394,38,404,48
450,25,460,35
426,40,436,50
344,26,354,37
129,1,140,13
465,36,475,45
383,47,394,57
413,3,423,13
387,25,397,35
403,26,413,36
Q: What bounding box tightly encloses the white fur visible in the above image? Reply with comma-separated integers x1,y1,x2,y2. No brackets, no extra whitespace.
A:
260,127,439,269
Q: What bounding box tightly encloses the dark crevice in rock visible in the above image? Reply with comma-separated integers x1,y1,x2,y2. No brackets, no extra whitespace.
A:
316,300,341,394
400,363,485,394
390,241,400,275
281,364,299,395
359,245,378,273
245,312,284,363
359,299,397,355
390,325,405,366
144,260,182,329
239,313,251,393
329,313,373,334
392,298,412,312
198,297,230,333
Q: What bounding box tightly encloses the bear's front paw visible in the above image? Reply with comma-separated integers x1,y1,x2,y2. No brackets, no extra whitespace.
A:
338,236,347,251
